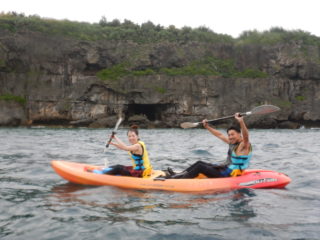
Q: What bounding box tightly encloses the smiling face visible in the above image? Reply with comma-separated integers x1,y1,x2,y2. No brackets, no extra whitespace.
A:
127,130,139,145
227,129,242,144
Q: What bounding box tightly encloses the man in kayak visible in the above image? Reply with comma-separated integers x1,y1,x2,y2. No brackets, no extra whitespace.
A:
87,125,153,178
168,113,252,179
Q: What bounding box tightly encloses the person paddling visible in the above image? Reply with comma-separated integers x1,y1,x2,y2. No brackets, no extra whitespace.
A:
167,113,252,179
88,125,153,178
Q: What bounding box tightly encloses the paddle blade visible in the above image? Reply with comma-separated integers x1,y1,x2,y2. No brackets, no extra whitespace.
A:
106,117,123,148
180,122,200,129
114,117,123,131
250,105,280,115
180,105,280,129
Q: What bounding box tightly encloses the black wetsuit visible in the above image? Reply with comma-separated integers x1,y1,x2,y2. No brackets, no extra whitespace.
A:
170,143,239,179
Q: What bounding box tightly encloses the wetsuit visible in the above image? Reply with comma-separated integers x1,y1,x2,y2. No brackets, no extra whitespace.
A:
170,143,252,179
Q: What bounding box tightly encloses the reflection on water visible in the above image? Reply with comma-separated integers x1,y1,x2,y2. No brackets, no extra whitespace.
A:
49,183,258,226
51,182,95,194
1,128,320,239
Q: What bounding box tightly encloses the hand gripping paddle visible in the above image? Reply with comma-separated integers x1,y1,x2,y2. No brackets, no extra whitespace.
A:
106,117,123,147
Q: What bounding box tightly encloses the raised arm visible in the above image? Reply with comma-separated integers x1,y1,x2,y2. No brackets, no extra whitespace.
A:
235,113,250,149
109,135,141,153
202,119,229,144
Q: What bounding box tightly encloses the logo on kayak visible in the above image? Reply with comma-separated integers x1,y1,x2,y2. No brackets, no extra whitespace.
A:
239,178,278,186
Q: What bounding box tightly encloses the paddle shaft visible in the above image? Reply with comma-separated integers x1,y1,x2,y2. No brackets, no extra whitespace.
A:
105,117,123,148
205,112,249,125
106,132,116,148
205,105,280,125
180,105,280,128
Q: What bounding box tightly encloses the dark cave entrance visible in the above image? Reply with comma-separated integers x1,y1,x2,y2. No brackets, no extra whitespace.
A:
126,103,168,121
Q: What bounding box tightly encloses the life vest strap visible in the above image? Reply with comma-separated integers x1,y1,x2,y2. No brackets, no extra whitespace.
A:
230,169,244,177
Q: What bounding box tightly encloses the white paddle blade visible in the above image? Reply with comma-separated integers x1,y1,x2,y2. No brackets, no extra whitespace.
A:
180,122,200,129
114,117,123,131
251,105,280,115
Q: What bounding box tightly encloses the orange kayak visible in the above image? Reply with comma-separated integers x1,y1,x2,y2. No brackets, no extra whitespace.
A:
51,160,291,193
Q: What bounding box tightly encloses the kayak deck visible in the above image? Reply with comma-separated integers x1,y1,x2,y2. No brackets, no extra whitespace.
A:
51,160,291,192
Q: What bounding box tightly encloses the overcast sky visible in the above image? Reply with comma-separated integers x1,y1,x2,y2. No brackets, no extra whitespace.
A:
1,0,319,38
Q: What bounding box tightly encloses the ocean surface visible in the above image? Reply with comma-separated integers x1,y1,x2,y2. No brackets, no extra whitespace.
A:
0,127,319,240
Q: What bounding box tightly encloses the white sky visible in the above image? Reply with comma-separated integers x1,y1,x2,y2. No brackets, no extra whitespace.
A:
1,0,319,38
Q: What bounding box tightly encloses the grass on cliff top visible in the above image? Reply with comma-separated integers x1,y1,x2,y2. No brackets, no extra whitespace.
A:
97,57,268,81
0,12,233,44
1,12,320,46
0,94,26,104
237,27,320,46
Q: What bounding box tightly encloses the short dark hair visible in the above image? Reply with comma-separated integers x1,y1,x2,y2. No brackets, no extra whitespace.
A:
227,126,241,133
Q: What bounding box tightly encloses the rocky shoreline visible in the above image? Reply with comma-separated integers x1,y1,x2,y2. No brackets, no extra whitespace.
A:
1,22,320,129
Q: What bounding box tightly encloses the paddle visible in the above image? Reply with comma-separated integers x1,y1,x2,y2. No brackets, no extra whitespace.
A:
180,105,280,129
106,116,123,148
101,116,123,169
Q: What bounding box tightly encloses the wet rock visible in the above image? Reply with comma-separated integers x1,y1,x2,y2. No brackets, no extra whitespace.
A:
278,121,300,129
247,118,279,129
89,116,119,128
1,28,320,128
70,118,94,127
0,101,27,126
127,114,150,128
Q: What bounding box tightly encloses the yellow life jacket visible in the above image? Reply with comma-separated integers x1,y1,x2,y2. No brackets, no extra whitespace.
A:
129,141,152,178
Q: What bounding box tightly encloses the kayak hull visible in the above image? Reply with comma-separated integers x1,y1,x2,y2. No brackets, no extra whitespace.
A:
51,160,291,192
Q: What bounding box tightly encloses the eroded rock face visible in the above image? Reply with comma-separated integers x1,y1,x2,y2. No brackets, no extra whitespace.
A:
0,29,320,128
0,101,27,126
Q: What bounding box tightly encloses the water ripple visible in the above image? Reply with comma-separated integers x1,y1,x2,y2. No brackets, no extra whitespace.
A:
0,127,320,239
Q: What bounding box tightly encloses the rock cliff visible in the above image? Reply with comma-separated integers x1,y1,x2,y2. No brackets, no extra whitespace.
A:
1,22,320,129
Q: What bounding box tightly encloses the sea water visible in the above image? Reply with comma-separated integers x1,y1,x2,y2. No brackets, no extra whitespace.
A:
0,127,319,239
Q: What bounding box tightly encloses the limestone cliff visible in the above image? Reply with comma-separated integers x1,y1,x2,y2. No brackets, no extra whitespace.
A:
1,22,320,128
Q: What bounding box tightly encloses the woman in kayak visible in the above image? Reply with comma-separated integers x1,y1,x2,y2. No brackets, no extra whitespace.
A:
105,125,152,178
167,113,252,179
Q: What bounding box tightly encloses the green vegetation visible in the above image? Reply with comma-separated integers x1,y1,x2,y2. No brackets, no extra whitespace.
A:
154,87,166,94
2,13,319,46
27,70,42,77
97,63,159,81
132,68,156,76
97,57,268,81
0,94,26,104
2,12,319,80
271,99,292,108
232,68,268,78
96,63,129,81
0,12,233,43
295,95,306,101
0,59,5,67
237,27,320,46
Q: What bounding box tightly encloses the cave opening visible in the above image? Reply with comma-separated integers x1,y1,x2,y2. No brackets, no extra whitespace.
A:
126,103,168,121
